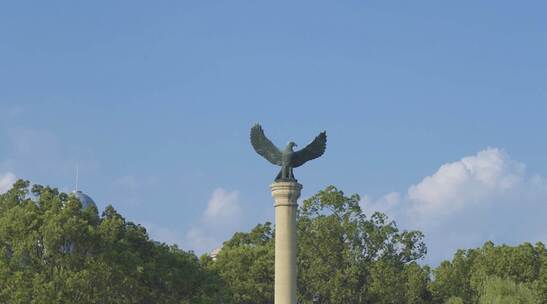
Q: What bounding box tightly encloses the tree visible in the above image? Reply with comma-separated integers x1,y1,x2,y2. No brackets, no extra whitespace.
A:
212,185,429,304
405,263,432,304
298,186,428,303
430,241,546,304
469,241,543,291
535,248,547,304
429,249,476,303
206,222,275,304
444,297,464,304
0,180,226,303
478,276,539,304
6,180,544,304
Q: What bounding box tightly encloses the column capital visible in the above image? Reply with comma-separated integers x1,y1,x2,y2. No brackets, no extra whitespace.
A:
270,181,302,207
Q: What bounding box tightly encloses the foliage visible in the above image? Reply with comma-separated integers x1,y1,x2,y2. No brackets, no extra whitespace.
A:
212,185,429,304
0,180,226,304
430,241,546,304
298,186,428,303
444,296,464,304
211,186,547,304
206,222,275,304
2,181,546,304
429,250,476,303
478,276,539,304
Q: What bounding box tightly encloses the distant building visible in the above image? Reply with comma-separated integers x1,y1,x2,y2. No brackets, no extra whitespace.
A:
209,247,222,261
60,190,97,253
71,190,97,211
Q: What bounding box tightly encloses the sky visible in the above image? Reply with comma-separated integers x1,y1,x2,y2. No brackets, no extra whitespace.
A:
0,1,546,265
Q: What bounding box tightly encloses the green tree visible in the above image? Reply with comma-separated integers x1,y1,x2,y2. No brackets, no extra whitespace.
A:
430,241,546,304
535,248,547,304
429,249,476,303
0,180,226,304
212,185,429,304
444,296,464,304
469,241,543,291
478,276,539,304
207,222,275,304
297,186,427,304
405,263,432,304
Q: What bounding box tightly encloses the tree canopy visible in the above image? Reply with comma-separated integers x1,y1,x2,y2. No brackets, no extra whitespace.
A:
1,181,545,303
0,180,226,304
430,241,546,304
211,186,430,304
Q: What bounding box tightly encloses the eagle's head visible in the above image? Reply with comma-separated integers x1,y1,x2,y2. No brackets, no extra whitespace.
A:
286,141,297,151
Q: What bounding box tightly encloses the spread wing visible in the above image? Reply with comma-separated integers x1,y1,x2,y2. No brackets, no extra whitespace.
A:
250,124,282,166
291,131,327,168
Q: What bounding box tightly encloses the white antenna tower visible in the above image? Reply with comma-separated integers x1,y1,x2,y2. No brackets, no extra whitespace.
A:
75,165,79,192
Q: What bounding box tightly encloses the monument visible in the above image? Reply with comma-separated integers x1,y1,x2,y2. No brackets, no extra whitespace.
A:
250,123,327,304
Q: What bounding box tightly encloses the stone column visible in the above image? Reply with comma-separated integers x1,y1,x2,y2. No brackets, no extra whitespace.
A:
270,181,302,304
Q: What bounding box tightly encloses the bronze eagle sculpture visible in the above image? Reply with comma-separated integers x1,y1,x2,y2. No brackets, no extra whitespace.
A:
250,123,327,181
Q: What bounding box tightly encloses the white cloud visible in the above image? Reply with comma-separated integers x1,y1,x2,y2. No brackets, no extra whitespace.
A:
185,188,243,254
0,172,16,193
408,148,525,218
144,188,243,255
361,148,547,265
361,191,401,216
204,188,241,223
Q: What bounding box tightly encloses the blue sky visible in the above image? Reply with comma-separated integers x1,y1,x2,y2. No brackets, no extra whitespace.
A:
1,1,546,265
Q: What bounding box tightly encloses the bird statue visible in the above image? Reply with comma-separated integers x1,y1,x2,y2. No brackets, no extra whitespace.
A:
250,123,327,181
